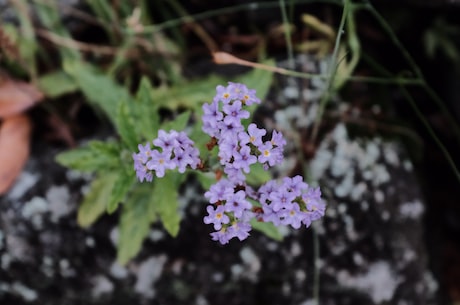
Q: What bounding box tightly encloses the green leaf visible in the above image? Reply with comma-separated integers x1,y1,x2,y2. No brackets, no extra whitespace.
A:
160,111,191,132
34,1,80,61
77,173,118,227
107,170,136,214
246,163,272,185
250,219,283,241
56,140,120,172
116,101,139,150
195,171,215,190
134,77,160,140
152,172,182,236
117,186,156,264
38,71,78,98
150,62,274,110
63,61,131,125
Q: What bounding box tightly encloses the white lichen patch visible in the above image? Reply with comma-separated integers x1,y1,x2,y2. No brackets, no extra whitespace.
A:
239,246,261,281
134,255,167,299
46,186,73,222
351,182,367,201
374,190,385,204
22,197,48,229
383,144,400,166
91,275,114,298
399,200,424,219
6,235,31,262
7,172,40,200
337,261,400,303
110,262,128,279
11,282,38,302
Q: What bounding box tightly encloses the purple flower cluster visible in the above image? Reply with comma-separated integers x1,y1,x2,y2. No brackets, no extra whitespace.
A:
132,130,200,181
257,176,326,229
201,83,325,244
132,82,326,245
202,82,286,184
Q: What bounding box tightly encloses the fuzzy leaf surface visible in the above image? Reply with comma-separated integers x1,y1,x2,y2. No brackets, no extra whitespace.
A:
77,173,118,227
56,140,120,172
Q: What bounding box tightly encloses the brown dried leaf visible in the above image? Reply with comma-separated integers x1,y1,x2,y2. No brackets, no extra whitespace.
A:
0,79,44,118
0,115,31,195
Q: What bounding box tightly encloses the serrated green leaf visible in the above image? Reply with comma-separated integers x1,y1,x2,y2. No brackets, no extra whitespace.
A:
64,61,131,125
116,101,139,150
160,111,191,132
107,170,136,214
135,77,160,140
250,219,283,241
56,140,120,172
117,186,156,264
152,172,181,236
246,163,272,185
77,173,118,227
38,71,78,97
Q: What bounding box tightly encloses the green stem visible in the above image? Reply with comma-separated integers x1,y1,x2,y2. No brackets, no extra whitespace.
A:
310,0,350,143
279,0,295,69
313,227,320,305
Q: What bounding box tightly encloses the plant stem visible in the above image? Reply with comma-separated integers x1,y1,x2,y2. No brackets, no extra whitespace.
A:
310,0,350,143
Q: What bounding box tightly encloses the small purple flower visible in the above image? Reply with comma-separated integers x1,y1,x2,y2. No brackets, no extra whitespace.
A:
172,148,193,173
210,228,232,244
279,203,305,229
224,190,252,218
227,220,251,241
214,84,235,104
204,179,235,204
223,100,249,126
218,120,245,141
136,143,153,163
268,188,297,212
204,205,230,230
218,135,239,164
238,123,266,147
282,175,308,196
257,142,277,166
133,155,153,182
153,130,178,153
270,130,286,148
303,187,326,221
232,145,257,173
146,150,175,178
223,164,246,184
202,101,223,137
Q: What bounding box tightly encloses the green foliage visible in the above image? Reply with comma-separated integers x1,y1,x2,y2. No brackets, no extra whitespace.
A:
56,140,121,172
107,170,136,214
117,185,157,264
63,61,131,125
55,63,274,263
246,163,272,185
134,78,161,141
37,71,78,98
116,101,139,150
151,172,184,237
250,219,283,241
77,173,118,227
